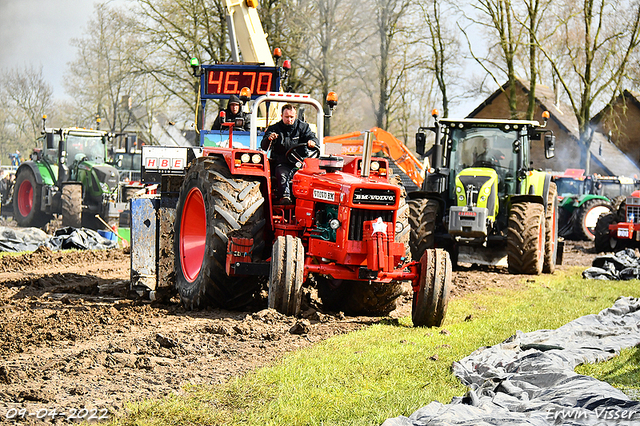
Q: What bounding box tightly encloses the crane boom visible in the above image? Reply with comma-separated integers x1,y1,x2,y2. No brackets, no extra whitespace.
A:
225,0,274,66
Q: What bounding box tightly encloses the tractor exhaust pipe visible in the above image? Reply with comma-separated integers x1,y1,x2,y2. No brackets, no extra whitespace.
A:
361,131,373,178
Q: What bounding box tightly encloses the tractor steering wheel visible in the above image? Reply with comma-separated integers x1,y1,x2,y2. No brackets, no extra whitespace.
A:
285,142,321,166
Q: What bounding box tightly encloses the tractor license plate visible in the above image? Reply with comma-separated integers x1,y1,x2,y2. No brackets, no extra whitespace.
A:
617,228,629,238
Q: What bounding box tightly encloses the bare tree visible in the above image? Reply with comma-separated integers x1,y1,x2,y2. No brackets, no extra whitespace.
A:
371,0,412,129
131,0,230,118
0,65,54,149
65,2,141,132
539,0,640,171
462,0,524,118
417,0,461,118
291,0,367,134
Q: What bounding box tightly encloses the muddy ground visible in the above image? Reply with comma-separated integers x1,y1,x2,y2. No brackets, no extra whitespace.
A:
0,237,598,424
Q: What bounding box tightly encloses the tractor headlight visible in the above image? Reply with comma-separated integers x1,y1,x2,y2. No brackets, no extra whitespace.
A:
395,221,403,234
480,196,486,202
251,153,262,164
456,186,462,193
370,161,380,171
484,187,491,194
458,195,464,201
329,219,341,230
240,153,251,163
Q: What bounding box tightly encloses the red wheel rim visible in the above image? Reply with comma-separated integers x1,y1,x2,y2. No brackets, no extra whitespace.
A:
180,187,207,282
18,179,33,217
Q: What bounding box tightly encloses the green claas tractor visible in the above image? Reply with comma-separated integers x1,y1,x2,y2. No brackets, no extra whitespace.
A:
410,110,560,274
13,121,121,229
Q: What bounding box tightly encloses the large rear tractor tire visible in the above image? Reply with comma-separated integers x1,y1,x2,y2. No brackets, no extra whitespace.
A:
13,168,51,228
174,156,266,310
594,212,621,253
543,183,558,273
408,199,439,260
61,183,83,228
507,202,545,274
412,248,451,327
574,199,613,241
268,235,304,316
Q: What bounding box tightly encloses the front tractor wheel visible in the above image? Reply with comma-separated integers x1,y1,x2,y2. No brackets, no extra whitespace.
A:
268,235,304,316
412,248,452,327
507,202,545,275
61,183,83,228
174,156,266,310
13,168,51,228
574,199,613,241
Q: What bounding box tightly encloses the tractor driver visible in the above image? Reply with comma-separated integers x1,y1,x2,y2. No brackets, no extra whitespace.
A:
212,94,249,131
261,104,318,205
474,137,504,167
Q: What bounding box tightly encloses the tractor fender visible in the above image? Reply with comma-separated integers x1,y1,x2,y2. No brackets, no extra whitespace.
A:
510,193,545,207
16,162,45,186
575,194,610,208
521,171,551,212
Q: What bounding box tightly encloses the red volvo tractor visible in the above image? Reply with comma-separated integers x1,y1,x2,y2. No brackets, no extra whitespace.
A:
134,87,452,327
594,190,640,252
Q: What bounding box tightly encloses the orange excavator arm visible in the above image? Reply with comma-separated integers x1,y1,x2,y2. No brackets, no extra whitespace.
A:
324,127,425,187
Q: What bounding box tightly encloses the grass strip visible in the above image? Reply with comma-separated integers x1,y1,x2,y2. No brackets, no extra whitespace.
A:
112,268,640,425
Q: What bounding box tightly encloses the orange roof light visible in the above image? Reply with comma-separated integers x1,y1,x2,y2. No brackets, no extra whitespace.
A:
431,109,439,119
246,0,258,8
326,91,338,108
542,111,550,120
239,86,252,101
282,60,291,70
273,47,282,59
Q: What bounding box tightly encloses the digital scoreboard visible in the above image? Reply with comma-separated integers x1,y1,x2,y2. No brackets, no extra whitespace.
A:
201,65,279,99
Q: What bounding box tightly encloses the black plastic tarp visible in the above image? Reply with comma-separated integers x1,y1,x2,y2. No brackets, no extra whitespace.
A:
583,249,640,280
383,297,640,425
0,226,117,252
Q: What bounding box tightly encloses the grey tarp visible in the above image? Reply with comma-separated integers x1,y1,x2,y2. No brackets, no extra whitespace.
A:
383,297,640,425
0,226,117,252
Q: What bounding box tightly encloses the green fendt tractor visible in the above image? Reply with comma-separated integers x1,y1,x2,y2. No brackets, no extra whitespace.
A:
13,121,121,229
410,110,560,274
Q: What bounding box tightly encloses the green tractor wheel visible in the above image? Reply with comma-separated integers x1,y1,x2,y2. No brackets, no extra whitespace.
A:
61,183,83,228
507,202,545,274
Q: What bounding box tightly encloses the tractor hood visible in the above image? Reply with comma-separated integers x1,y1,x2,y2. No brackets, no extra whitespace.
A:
292,166,400,209
79,162,119,193
454,167,499,219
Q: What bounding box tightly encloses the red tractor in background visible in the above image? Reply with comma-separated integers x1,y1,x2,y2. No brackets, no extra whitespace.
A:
594,191,640,252
134,87,452,327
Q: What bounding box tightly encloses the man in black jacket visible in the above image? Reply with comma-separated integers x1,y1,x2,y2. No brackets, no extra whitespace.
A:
212,94,249,131
261,104,318,204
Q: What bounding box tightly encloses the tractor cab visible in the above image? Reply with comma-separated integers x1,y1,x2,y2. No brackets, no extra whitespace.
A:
412,111,559,274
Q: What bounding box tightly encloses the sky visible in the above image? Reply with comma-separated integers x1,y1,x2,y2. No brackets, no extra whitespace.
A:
0,0,109,100
0,0,481,117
